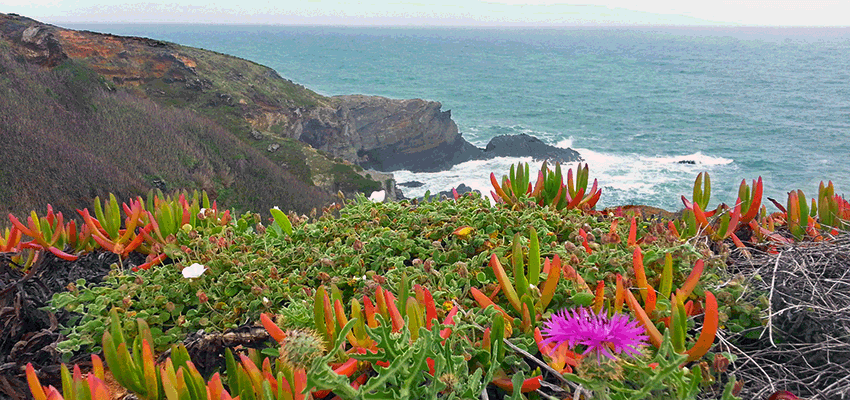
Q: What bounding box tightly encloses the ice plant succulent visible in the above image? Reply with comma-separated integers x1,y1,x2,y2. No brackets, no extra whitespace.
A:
541,306,648,362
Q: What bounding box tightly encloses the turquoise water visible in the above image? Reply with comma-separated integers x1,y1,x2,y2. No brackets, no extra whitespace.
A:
66,24,850,211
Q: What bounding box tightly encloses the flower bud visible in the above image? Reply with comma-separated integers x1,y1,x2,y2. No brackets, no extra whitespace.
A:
732,380,744,396
713,353,730,373
278,328,326,370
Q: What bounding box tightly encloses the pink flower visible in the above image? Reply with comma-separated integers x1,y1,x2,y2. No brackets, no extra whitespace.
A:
540,306,648,362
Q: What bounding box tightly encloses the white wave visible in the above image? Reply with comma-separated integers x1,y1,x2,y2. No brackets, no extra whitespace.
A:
390,148,737,211
392,156,536,204
555,136,574,149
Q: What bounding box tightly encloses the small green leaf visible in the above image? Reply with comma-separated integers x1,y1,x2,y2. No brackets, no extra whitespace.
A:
269,207,292,236
527,227,540,287
570,292,595,306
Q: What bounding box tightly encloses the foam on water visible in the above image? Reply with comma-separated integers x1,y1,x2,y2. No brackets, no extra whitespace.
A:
574,147,736,209
392,156,535,205
555,136,574,149
392,138,736,211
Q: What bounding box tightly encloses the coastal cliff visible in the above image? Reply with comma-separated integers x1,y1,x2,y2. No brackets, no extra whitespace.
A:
0,13,581,218
0,13,467,173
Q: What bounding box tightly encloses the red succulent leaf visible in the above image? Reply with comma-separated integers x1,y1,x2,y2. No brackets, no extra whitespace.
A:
491,375,542,393
767,391,799,400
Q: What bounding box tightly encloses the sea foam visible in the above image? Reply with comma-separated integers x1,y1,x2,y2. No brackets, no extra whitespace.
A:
392,141,736,211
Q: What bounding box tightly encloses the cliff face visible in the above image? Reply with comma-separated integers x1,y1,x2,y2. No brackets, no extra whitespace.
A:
292,95,462,169
0,13,464,174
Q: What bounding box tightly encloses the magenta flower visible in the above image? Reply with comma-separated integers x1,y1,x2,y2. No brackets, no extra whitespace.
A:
540,306,648,361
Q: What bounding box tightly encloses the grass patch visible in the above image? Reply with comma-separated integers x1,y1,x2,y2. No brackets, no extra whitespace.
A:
331,163,382,193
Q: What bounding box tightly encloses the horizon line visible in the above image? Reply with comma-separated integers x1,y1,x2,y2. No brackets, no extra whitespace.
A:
52,21,850,29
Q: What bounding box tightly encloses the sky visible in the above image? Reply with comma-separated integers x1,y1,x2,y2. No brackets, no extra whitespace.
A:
3,0,848,26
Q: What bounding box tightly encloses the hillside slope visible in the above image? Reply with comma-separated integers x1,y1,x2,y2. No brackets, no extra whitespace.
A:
1,13,470,172
0,46,337,218
2,13,456,217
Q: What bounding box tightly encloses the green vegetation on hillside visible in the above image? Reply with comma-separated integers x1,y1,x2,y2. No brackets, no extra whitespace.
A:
0,47,341,218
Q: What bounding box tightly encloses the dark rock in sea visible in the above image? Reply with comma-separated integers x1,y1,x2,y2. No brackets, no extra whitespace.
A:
360,135,484,173
677,160,696,165
398,181,425,188
484,133,581,165
360,132,581,173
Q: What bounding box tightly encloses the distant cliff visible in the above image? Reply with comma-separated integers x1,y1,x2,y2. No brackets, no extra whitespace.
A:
0,13,470,173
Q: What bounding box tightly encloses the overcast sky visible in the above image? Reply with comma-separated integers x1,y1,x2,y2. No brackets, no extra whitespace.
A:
4,0,849,26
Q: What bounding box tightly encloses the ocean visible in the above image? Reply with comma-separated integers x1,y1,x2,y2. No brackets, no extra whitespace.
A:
65,24,850,211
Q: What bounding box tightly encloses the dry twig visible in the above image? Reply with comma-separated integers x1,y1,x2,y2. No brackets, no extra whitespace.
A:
725,235,850,400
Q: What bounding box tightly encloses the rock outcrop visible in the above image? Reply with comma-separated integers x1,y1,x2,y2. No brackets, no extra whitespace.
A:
2,15,67,67
483,134,581,165
287,95,475,172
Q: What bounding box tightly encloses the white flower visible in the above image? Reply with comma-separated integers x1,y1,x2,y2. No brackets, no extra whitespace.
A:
182,263,207,279
369,190,386,202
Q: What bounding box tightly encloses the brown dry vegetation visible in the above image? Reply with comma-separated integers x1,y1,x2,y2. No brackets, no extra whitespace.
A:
0,48,334,221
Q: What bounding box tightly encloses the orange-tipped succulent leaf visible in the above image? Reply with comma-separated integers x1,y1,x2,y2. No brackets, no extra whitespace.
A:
632,246,651,303
470,287,512,321
676,259,705,300
261,313,286,343
614,274,625,313
624,289,662,349
26,363,48,400
684,290,719,362
490,254,522,313
537,257,560,311
491,375,543,393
